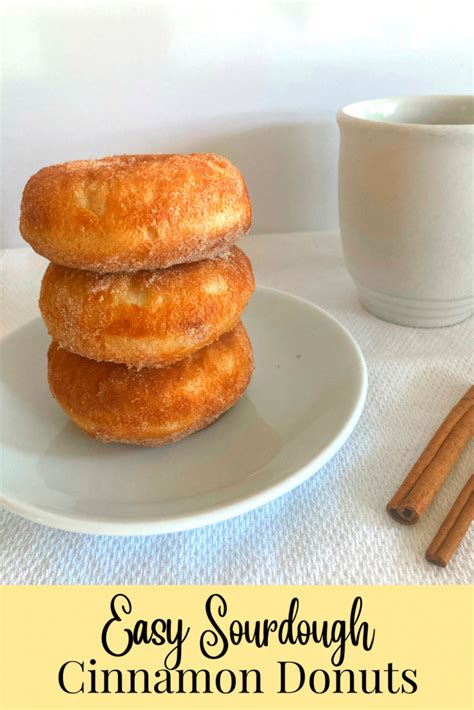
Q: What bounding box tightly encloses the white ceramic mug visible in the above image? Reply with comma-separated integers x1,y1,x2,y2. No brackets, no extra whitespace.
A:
337,96,474,327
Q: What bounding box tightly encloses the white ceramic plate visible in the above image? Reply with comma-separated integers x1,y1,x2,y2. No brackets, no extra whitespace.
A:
0,286,367,535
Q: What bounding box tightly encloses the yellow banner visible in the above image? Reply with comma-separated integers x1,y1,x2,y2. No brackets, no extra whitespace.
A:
0,586,471,709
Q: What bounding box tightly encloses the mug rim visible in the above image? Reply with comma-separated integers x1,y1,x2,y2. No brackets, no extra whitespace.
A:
337,95,474,132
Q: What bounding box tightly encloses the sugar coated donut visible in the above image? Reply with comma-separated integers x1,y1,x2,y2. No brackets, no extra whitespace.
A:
39,247,254,367
20,153,252,272
47,322,253,446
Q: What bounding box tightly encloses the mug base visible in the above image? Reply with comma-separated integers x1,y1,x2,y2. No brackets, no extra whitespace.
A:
355,284,473,328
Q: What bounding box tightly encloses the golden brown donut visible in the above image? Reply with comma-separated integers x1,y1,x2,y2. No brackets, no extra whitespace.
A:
20,153,252,272
39,247,254,367
47,322,253,446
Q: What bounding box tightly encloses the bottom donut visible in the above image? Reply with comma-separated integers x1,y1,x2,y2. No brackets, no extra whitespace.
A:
48,322,253,446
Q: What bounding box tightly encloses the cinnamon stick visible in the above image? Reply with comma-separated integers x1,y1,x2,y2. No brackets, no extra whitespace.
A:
426,475,474,567
387,385,474,524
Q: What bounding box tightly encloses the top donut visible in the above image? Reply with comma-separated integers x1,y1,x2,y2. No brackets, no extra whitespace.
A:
20,153,252,272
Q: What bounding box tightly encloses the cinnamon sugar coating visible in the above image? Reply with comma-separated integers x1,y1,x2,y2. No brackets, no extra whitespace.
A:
21,154,252,271
39,247,254,367
47,322,253,447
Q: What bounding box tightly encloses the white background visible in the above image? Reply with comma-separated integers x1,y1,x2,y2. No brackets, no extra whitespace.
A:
1,0,473,246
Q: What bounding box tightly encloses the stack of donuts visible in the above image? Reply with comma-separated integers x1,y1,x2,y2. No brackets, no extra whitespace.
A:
20,154,255,446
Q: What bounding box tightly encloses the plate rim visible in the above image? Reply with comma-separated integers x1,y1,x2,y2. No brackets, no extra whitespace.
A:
0,285,368,536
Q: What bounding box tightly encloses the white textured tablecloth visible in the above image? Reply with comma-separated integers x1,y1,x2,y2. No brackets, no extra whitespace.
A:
1,232,473,585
